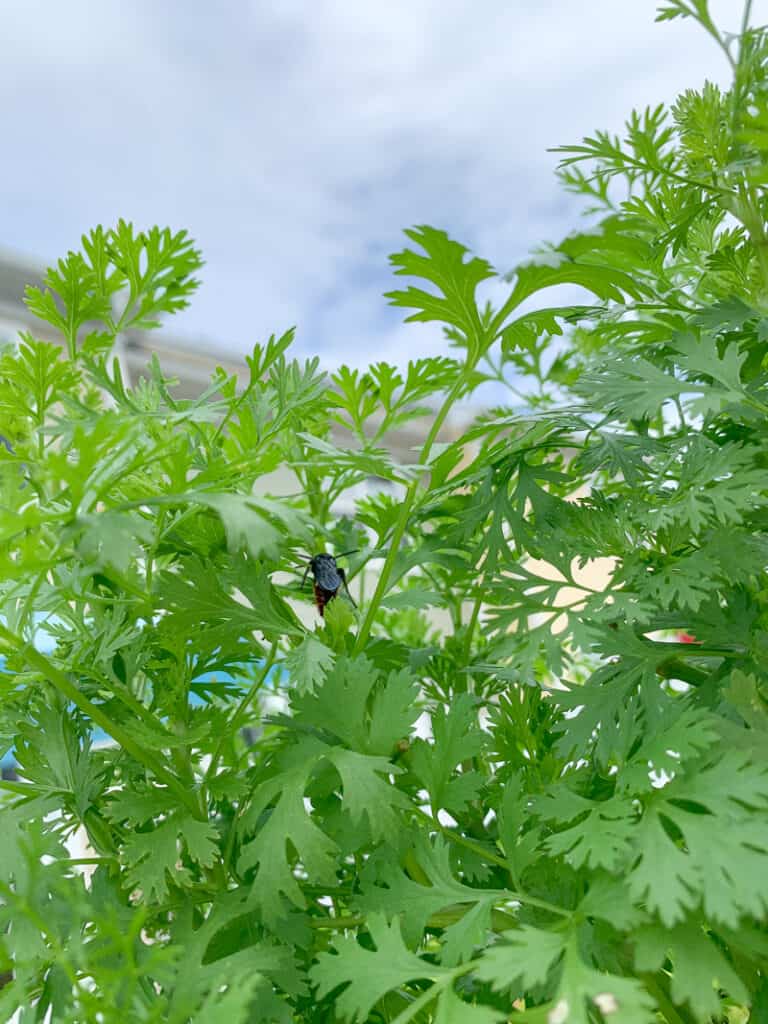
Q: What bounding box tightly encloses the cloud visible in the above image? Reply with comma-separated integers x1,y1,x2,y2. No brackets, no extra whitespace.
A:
0,0,751,369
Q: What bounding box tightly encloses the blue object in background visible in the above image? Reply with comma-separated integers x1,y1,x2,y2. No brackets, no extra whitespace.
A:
0,622,281,770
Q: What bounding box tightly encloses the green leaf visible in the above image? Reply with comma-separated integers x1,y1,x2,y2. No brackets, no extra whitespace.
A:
409,694,485,813
159,555,304,642
181,817,220,869
381,588,444,610
540,795,636,873
498,246,647,326
238,745,339,922
386,226,495,361
474,926,566,993
674,333,748,397
292,655,376,751
434,983,506,1023
0,334,80,424
327,748,410,841
357,837,501,950
439,900,493,967
574,356,686,418
197,493,284,560
76,510,154,573
310,914,450,1023
105,785,174,826
284,635,335,694
366,667,421,755
293,656,418,755
628,752,768,927
122,816,190,902
298,433,417,484
724,669,768,730
550,939,657,1024
321,594,357,647
691,295,757,332
635,923,748,1019
194,972,264,1024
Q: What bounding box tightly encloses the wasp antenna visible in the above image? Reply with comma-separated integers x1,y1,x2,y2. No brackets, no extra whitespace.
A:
336,549,359,558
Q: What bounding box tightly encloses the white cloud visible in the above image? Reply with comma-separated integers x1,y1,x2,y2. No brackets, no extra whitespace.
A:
0,0,758,368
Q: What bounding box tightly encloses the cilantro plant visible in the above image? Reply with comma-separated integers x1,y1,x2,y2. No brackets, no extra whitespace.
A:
2,3,768,1021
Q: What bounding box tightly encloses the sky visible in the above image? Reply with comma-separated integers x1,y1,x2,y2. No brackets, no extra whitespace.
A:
0,0,754,371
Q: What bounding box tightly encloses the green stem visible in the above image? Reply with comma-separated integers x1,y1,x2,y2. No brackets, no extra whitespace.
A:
655,657,710,687
218,647,280,877
463,591,483,664
308,904,514,933
642,973,695,1024
388,982,445,1024
415,808,570,919
389,967,474,1024
0,624,202,820
59,856,118,867
352,374,468,653
204,642,278,787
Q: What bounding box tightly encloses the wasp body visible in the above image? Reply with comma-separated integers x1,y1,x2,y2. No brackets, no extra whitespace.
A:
302,552,356,617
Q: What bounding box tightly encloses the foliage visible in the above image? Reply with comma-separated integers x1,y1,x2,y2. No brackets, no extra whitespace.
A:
1,4,768,1020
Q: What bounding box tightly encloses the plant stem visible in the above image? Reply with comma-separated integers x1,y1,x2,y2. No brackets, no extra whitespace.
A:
463,591,483,664
59,857,118,867
388,981,445,1024
415,808,570,919
204,641,278,786
353,373,468,653
642,973,695,1024
389,967,474,1024
655,657,710,687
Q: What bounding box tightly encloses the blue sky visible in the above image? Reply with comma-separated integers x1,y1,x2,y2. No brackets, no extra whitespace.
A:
0,0,748,370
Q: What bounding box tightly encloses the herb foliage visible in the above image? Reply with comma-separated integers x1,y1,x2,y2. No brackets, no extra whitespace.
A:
1,4,768,1021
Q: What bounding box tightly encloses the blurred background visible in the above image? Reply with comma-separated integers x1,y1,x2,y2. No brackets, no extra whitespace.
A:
0,0,743,389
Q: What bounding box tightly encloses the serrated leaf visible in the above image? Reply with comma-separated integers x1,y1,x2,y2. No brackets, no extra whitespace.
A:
439,900,493,967
105,785,173,826
474,926,565,993
356,837,501,950
76,510,155,574
409,695,486,813
434,983,506,1023
326,748,410,841
292,655,377,751
194,972,264,1024
238,753,339,922
284,635,335,694
366,667,421,755
386,226,495,359
724,669,768,730
197,493,284,560
628,752,768,927
551,940,657,1024
122,817,190,903
181,817,219,868
310,914,450,1023
635,924,748,1019
674,333,747,397
574,356,686,418
691,295,756,332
